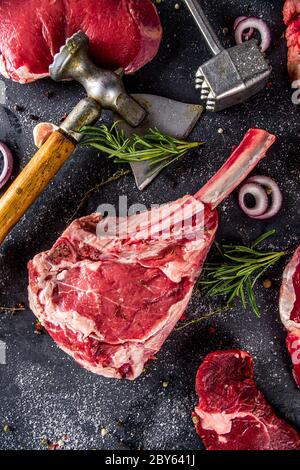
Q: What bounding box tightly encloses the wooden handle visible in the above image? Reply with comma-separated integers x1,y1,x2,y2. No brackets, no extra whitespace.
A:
0,130,76,243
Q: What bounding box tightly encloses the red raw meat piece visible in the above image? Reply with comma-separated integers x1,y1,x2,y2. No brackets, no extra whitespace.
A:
280,246,300,387
193,350,300,450
28,129,275,380
283,0,300,82
0,0,162,83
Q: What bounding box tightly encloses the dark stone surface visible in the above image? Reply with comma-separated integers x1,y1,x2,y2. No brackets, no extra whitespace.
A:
0,0,299,450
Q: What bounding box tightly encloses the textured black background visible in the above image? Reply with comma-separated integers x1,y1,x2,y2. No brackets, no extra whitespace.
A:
0,0,299,451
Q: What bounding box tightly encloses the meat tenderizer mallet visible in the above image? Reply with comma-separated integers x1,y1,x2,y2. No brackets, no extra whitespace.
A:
183,0,271,111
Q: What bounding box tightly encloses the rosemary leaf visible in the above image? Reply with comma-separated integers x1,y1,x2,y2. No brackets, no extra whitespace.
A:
199,230,286,317
251,229,276,249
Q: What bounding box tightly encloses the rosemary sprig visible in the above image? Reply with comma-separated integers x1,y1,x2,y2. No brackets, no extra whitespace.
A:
0,305,25,314
65,169,130,225
79,122,204,168
175,306,231,332
199,230,286,317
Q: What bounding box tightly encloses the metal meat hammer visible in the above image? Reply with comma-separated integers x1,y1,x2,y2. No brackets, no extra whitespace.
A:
0,32,147,243
0,31,202,243
183,0,271,111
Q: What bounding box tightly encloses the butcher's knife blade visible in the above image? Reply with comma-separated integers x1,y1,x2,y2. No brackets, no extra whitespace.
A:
118,94,203,190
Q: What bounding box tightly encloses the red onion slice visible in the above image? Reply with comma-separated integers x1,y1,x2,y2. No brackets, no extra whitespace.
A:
246,176,283,219
238,182,269,217
0,141,14,189
233,16,254,41
235,17,271,52
234,16,247,30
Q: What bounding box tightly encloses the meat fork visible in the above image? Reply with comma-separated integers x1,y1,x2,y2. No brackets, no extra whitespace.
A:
183,0,271,111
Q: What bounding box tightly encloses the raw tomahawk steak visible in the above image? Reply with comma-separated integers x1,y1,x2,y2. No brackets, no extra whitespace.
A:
193,350,300,450
280,246,300,388
283,0,300,82
28,129,275,380
0,0,162,84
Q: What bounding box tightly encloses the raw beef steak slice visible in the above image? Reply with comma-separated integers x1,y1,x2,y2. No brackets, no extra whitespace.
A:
28,129,275,380
280,246,300,388
283,0,300,82
0,0,162,83
193,350,300,450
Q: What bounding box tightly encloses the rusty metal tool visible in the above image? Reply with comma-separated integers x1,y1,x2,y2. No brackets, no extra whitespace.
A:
0,32,202,243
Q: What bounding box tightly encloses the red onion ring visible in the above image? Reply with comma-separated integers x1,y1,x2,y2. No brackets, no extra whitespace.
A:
235,17,271,52
238,176,282,220
238,182,269,217
233,16,254,41
0,141,13,189
246,176,282,219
